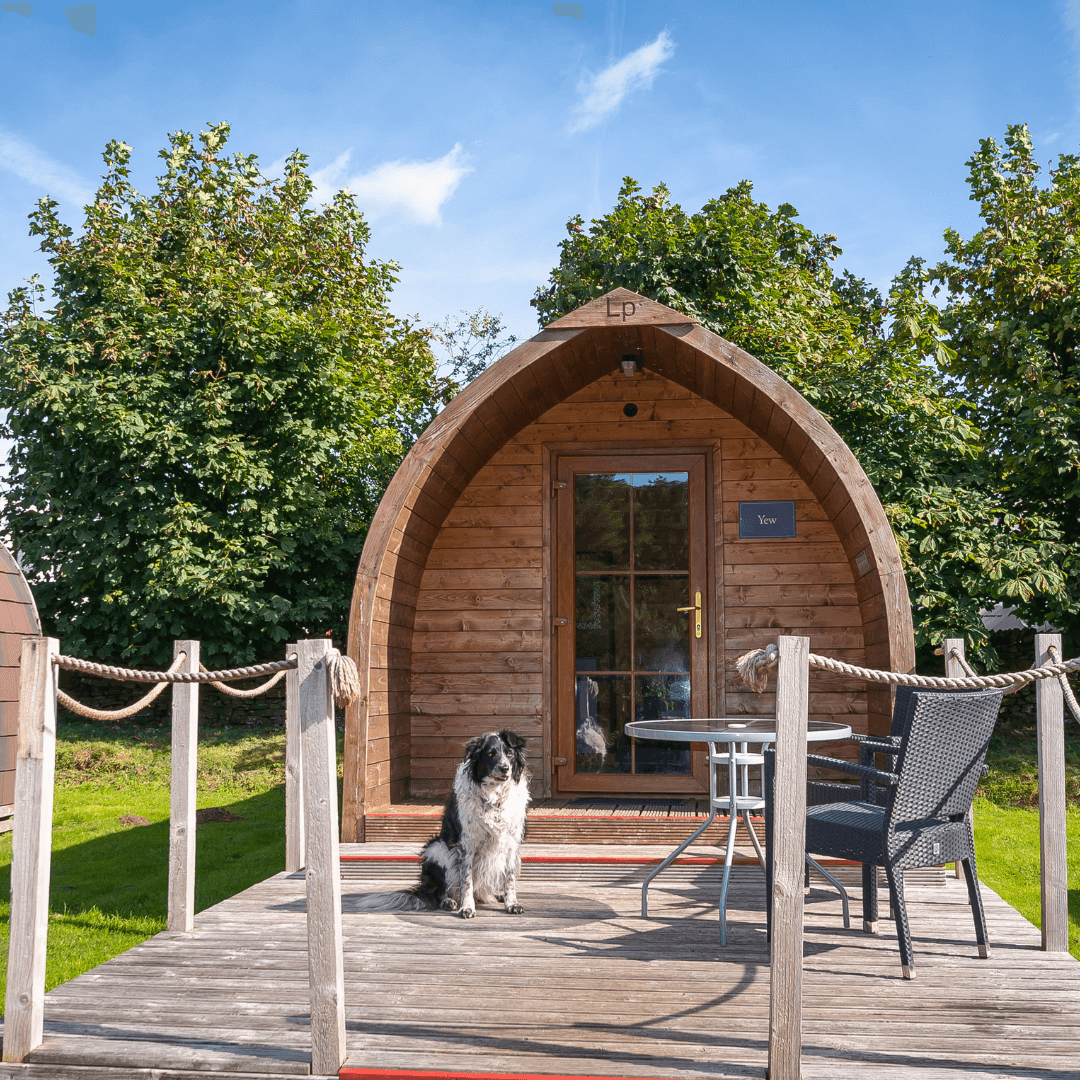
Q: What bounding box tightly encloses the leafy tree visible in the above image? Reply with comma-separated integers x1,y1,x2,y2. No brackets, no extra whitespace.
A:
933,123,1080,638
533,178,1067,661
0,124,441,666
431,308,518,390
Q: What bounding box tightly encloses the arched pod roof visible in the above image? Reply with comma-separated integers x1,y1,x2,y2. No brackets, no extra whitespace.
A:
0,541,41,819
343,288,914,837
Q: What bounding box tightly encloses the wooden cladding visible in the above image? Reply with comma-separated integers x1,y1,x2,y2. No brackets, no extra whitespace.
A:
344,290,914,840
406,367,866,798
0,544,40,816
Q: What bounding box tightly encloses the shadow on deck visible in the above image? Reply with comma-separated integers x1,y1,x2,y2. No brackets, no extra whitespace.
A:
2,850,1078,1080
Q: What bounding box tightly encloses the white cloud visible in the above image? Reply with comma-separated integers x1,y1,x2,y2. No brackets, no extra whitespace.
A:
569,31,674,133
0,132,93,207
1066,0,1080,83
309,144,472,226
1066,0,1080,36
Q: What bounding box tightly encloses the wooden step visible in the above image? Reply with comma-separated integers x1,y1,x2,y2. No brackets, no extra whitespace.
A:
364,811,765,846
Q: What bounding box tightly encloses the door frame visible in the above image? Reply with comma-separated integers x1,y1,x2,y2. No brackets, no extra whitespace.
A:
547,446,715,796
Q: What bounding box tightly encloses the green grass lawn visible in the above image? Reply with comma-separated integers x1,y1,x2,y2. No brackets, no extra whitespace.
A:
0,716,297,991
971,799,1080,959
0,712,1077,999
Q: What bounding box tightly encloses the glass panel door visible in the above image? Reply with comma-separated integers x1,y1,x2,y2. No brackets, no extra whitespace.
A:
554,454,708,794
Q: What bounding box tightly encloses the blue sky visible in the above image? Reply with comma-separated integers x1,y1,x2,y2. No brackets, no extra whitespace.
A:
1,1,1078,345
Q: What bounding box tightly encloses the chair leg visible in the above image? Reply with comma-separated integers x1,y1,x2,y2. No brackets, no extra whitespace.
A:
960,853,990,959
862,862,878,933
884,863,915,979
764,752,774,943
765,839,773,943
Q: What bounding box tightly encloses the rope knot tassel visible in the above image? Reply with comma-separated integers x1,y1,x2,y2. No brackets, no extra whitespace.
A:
327,650,362,709
736,643,779,693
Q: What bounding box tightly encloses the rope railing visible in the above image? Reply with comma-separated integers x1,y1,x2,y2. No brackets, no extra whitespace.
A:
53,647,361,720
945,645,1024,697
57,650,188,721
736,641,1080,699
6,636,351,1071
1048,645,1080,724
949,647,977,679
54,654,297,683
199,660,292,699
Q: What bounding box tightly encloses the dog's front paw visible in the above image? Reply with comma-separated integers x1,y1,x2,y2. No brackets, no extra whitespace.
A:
460,906,476,919
505,902,525,915
440,897,459,912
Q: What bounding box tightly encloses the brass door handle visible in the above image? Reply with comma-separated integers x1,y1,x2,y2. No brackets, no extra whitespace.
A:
677,592,702,638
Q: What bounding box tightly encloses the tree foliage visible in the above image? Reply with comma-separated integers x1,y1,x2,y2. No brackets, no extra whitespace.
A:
933,123,1080,638
430,308,519,390
533,178,1068,660
0,124,441,665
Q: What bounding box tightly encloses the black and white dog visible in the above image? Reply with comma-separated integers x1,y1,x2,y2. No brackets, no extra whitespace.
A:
353,729,530,918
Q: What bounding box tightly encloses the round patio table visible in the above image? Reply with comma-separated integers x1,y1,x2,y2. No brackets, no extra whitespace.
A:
626,717,852,946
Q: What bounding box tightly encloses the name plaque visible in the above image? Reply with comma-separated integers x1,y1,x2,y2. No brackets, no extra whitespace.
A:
738,500,796,539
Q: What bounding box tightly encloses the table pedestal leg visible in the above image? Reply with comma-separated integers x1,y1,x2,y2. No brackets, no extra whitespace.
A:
641,809,717,918
717,744,742,947
806,855,851,928
743,809,766,870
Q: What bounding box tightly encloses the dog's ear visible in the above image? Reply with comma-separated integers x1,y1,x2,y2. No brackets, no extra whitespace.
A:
499,729,528,782
463,736,486,763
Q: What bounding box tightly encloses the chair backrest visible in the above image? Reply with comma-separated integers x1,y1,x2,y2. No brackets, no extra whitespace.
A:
889,684,917,738
886,687,1003,830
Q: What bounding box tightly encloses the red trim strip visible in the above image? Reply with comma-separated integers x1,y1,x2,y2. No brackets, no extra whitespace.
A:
339,855,724,864
340,1069,685,1080
338,854,858,866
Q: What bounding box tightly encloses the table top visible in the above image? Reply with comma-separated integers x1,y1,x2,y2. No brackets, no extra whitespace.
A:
625,718,852,743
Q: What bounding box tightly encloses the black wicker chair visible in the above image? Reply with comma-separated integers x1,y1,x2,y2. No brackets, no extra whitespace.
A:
765,686,1003,979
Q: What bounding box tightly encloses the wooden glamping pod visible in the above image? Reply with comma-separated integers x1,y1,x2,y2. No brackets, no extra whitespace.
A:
0,542,41,832
343,288,914,841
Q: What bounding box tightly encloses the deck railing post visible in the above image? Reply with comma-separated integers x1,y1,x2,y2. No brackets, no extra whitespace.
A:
3,636,59,1063
168,639,200,932
1035,633,1068,952
297,639,346,1074
943,637,966,878
768,634,809,1080
285,641,305,873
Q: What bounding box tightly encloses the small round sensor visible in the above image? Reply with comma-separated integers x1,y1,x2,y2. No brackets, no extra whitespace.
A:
623,402,639,418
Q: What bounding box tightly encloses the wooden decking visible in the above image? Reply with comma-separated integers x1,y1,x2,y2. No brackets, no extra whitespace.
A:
364,799,765,846
2,845,1078,1080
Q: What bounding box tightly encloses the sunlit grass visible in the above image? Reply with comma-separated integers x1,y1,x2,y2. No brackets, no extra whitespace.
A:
971,799,1080,961
0,717,297,991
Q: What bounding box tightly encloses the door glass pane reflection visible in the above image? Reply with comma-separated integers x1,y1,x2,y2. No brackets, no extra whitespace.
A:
633,473,688,570
634,575,690,671
575,474,632,570
634,674,692,774
575,674,631,774
575,576,630,671
571,466,694,779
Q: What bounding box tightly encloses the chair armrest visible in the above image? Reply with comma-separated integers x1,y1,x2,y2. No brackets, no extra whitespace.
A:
849,734,900,747
856,736,901,752
859,736,901,770
805,754,898,786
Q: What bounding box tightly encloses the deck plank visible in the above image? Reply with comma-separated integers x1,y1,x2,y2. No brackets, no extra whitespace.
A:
2,852,1078,1080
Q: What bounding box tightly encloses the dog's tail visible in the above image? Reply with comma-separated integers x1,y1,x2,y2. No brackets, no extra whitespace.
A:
349,890,435,912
